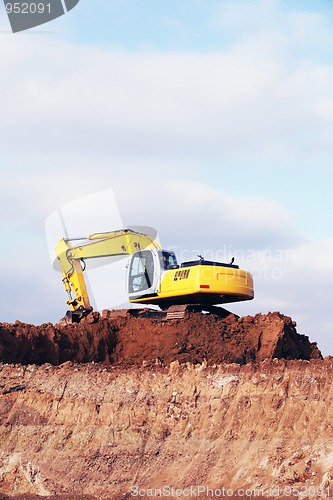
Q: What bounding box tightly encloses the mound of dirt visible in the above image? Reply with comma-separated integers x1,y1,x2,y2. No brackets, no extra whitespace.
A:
0,311,322,366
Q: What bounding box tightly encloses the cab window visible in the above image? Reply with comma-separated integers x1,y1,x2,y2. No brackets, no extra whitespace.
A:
161,251,178,270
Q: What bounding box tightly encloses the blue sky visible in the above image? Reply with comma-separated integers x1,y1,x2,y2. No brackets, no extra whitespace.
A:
59,0,333,52
0,0,333,354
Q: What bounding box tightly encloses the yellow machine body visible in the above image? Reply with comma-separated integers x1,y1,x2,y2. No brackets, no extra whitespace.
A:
127,248,253,308
160,265,253,304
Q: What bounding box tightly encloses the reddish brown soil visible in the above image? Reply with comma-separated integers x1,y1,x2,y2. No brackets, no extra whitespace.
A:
0,311,321,367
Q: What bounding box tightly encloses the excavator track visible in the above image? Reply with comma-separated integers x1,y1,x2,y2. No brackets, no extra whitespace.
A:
162,304,238,320
60,304,238,324
130,304,237,321
164,305,189,320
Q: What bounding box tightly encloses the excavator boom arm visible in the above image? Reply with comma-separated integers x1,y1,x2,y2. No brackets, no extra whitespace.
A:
56,229,161,312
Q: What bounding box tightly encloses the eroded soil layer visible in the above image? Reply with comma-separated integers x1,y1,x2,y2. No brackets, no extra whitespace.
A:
0,359,333,498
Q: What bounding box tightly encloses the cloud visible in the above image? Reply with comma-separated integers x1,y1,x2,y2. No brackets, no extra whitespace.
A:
114,181,301,255
1,9,333,172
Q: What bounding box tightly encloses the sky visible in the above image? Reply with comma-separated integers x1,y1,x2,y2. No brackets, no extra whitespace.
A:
0,0,332,354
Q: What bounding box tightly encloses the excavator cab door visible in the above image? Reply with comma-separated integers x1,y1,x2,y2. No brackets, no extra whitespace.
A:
127,249,159,298
127,249,178,301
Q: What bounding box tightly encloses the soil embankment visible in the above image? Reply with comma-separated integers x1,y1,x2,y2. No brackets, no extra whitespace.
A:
0,311,322,367
0,311,328,499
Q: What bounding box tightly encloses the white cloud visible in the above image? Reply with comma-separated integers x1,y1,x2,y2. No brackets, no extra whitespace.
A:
1,17,333,171
114,181,302,256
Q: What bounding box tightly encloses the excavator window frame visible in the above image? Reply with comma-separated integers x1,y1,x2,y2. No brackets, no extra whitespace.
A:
160,250,178,270
128,250,155,293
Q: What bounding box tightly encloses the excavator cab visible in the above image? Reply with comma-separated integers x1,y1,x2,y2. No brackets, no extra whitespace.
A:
127,249,178,299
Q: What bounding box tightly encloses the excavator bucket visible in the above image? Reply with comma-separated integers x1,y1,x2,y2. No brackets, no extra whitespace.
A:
58,308,91,325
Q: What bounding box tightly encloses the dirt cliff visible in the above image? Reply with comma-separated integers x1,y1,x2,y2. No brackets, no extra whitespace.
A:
0,311,329,499
1,359,333,499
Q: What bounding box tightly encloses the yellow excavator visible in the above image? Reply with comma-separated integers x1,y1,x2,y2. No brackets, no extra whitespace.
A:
56,228,254,322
